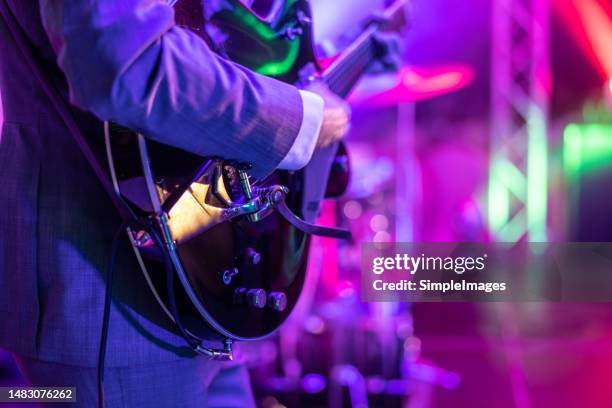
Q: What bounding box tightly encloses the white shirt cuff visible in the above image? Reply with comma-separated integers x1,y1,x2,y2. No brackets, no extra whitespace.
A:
277,90,324,170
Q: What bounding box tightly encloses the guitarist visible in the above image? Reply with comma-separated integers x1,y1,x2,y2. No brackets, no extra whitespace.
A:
0,0,350,406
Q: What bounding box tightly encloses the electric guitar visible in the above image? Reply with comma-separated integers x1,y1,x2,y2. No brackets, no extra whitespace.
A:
104,0,408,359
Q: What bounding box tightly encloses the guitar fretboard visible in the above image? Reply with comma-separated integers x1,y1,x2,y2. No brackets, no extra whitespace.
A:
320,0,406,98
322,26,380,98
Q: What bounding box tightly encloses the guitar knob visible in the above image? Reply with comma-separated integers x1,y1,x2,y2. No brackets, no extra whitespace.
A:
267,292,287,312
245,248,261,265
246,289,267,309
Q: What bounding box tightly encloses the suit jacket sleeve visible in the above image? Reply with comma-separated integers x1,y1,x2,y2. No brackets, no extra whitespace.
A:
38,0,304,178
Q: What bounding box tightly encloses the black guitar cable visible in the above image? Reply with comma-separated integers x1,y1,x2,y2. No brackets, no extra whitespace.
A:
97,221,128,408
96,218,213,408
146,227,204,351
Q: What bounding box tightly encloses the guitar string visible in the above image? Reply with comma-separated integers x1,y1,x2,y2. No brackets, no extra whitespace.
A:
325,36,376,97
326,34,373,88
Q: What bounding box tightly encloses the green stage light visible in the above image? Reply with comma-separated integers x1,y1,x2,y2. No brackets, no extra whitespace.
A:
564,124,612,177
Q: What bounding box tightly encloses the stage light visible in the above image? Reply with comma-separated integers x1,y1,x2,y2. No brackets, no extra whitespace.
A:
343,200,363,219
370,214,389,232
301,374,326,394
373,231,392,243
575,0,612,78
564,123,612,177
554,0,612,79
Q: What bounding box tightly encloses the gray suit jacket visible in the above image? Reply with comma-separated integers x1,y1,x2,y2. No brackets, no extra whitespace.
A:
0,0,303,367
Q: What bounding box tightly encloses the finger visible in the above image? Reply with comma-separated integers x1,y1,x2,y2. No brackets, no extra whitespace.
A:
339,122,351,139
324,114,348,128
317,131,334,148
340,101,352,119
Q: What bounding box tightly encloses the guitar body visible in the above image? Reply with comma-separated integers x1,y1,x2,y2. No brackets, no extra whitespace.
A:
106,135,313,346
105,0,405,356
208,0,318,81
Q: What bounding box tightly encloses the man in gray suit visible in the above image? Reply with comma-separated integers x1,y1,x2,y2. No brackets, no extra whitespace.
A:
0,0,349,406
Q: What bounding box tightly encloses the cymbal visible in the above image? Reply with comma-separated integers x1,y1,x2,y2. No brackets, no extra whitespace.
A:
348,64,475,107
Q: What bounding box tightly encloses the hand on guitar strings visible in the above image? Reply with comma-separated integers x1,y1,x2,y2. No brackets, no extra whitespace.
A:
305,81,352,148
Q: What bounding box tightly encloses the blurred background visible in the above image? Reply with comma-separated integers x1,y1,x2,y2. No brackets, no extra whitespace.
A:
1,0,611,406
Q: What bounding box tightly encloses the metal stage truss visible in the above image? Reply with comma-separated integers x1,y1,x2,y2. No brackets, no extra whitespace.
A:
488,0,551,243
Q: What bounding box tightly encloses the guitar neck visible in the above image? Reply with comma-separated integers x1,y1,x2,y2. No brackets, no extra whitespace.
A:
321,26,380,98
319,0,407,98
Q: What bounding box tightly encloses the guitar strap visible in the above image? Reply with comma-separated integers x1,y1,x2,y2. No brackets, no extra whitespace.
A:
0,0,137,224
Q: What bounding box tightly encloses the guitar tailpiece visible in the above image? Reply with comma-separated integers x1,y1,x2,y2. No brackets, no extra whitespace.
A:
219,173,351,240
269,188,352,240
